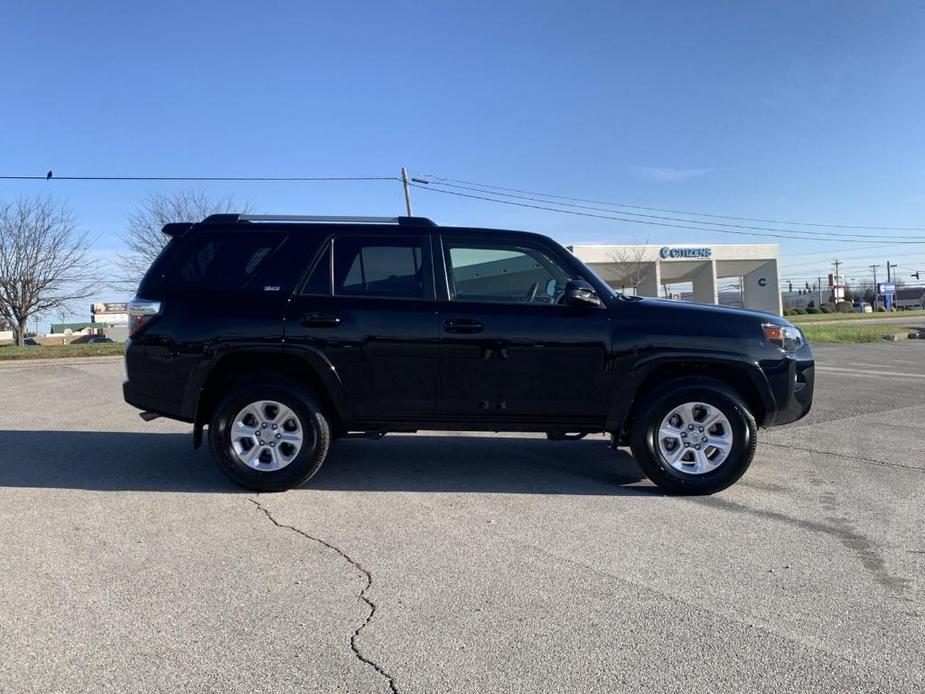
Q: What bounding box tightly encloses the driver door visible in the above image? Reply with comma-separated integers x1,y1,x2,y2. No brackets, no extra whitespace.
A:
435,233,612,420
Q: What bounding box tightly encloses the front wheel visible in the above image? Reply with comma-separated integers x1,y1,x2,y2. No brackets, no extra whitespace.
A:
209,379,331,492
629,379,757,494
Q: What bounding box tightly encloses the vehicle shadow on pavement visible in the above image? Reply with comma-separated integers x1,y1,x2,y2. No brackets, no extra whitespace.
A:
0,430,653,495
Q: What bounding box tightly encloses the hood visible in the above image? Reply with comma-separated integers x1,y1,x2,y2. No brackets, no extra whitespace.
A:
618,296,790,326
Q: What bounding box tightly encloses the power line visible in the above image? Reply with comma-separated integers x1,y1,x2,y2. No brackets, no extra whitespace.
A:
410,183,925,245
0,174,400,182
422,173,925,232
422,180,924,241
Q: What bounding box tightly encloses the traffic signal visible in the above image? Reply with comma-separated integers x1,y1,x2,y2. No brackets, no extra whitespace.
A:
914,271,921,280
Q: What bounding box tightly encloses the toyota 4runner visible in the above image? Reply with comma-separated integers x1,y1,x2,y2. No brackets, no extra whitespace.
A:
123,214,814,494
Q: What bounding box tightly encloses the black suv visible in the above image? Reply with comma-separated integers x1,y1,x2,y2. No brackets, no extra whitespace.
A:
124,214,814,494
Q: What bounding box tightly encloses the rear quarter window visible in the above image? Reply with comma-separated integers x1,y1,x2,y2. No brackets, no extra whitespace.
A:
158,231,286,293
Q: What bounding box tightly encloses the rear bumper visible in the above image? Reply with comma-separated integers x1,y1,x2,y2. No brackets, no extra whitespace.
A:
762,343,814,427
123,378,192,423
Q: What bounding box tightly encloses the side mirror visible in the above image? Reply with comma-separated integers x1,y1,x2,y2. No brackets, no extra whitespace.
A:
562,279,602,307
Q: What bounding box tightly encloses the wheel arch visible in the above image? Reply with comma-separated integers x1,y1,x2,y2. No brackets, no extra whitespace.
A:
607,355,774,439
190,346,351,447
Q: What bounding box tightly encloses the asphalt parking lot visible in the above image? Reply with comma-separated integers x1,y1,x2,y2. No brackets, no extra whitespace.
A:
1,343,923,693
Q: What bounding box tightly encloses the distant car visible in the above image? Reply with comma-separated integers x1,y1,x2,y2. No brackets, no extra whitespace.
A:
852,302,873,313
22,338,39,346
86,336,114,343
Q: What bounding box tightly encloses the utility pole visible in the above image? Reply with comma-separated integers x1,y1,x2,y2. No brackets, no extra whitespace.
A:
870,264,880,310
400,167,414,217
817,275,823,307
886,261,897,283
831,258,841,303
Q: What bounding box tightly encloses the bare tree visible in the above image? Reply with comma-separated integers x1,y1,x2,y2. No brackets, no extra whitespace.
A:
608,242,653,295
0,198,99,346
116,190,247,291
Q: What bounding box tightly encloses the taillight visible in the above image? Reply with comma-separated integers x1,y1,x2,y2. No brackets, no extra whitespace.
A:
128,298,162,336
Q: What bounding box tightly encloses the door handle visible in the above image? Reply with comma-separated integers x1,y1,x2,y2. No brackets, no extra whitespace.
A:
300,313,342,328
443,318,484,334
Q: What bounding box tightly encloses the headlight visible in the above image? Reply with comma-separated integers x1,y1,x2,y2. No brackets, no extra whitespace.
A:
762,323,804,352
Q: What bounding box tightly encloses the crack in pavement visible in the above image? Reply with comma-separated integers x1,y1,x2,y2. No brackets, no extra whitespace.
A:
248,497,399,694
759,440,925,473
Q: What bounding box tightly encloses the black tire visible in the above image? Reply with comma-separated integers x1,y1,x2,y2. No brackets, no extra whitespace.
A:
208,378,331,492
629,378,757,495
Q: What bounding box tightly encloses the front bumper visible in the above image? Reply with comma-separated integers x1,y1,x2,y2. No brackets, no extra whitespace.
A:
761,342,815,427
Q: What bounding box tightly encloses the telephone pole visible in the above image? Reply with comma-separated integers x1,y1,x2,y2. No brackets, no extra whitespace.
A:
400,167,414,217
831,258,841,303
870,264,881,310
886,261,897,283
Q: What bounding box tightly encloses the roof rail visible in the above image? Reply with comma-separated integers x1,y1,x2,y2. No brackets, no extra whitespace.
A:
200,214,436,226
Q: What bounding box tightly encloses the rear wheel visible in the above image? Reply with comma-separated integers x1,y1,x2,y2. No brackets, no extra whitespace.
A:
209,379,331,492
629,379,756,494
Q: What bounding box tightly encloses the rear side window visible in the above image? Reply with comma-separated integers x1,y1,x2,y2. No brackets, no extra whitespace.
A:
332,236,425,299
171,232,285,291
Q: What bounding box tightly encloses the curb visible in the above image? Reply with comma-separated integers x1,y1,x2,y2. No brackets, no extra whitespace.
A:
0,356,123,368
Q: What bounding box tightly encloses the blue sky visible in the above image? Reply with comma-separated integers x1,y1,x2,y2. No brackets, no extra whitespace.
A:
3,0,925,310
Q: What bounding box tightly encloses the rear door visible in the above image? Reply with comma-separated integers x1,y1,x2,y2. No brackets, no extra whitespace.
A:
285,231,439,420
435,233,612,420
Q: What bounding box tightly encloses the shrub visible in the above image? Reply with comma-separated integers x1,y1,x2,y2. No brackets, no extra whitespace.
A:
806,307,822,314
820,305,834,313
836,302,853,313
783,309,793,316
877,306,887,312
792,308,807,315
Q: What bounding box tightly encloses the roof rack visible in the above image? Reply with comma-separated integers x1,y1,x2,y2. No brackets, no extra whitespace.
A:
200,214,436,226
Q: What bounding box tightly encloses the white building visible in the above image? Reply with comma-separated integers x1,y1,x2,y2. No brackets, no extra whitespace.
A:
569,244,782,315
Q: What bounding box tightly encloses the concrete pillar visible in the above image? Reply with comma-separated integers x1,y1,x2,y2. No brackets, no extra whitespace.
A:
742,261,782,315
637,261,661,297
690,260,718,304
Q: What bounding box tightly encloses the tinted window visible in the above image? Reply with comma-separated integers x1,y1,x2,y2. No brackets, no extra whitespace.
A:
172,232,284,291
444,240,571,304
333,236,425,299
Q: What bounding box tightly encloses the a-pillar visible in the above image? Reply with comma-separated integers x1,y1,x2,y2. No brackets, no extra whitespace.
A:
743,261,782,315
690,260,718,305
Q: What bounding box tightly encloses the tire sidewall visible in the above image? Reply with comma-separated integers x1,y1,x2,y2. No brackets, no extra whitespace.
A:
209,380,330,492
631,381,756,494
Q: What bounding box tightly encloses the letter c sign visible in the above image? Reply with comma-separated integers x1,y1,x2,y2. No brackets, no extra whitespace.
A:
758,278,767,287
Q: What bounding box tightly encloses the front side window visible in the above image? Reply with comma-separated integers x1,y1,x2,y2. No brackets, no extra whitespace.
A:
333,236,425,299
443,239,572,304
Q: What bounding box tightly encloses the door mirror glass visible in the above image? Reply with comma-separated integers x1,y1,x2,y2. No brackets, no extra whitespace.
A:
562,279,602,307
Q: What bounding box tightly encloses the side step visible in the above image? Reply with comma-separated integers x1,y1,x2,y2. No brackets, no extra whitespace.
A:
340,431,389,440
139,411,161,422
339,429,419,440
